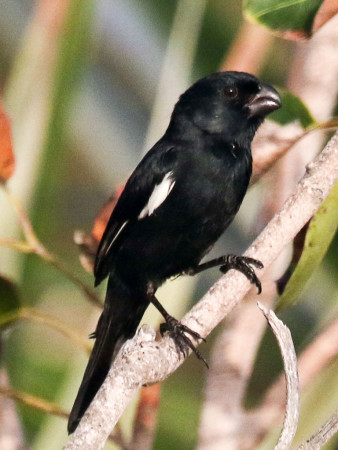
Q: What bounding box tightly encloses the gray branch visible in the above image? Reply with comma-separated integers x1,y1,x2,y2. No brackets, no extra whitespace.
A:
298,409,338,450
258,302,299,450
65,131,338,449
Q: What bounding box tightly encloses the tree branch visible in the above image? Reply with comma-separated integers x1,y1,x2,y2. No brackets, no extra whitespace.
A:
65,131,338,449
257,302,299,450
298,409,338,450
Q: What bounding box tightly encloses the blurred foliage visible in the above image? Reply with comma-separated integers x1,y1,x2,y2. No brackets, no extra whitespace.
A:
277,182,338,311
0,276,20,316
154,357,206,450
0,0,337,449
0,103,15,182
270,90,316,127
30,0,95,238
244,0,322,36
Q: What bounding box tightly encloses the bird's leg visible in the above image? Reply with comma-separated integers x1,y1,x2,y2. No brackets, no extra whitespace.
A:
187,255,263,294
147,287,208,367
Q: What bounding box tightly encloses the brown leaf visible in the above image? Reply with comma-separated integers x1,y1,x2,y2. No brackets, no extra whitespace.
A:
73,231,98,273
75,184,125,273
92,184,125,242
0,104,15,183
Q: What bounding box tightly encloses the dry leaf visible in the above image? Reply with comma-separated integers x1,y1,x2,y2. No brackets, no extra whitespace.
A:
75,184,125,273
92,184,125,242
0,104,15,183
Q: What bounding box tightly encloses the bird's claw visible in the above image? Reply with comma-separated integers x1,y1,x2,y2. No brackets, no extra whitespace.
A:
160,316,208,368
220,255,263,294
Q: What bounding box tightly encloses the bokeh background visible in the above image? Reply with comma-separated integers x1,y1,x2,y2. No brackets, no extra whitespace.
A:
0,1,337,449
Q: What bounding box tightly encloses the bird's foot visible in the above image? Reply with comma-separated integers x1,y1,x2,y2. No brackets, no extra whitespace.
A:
160,316,208,368
220,255,263,293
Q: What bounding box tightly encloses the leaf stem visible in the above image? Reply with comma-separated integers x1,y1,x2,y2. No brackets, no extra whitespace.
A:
0,238,34,253
0,385,122,445
20,307,92,353
0,385,69,419
0,307,92,353
1,186,102,309
285,117,338,151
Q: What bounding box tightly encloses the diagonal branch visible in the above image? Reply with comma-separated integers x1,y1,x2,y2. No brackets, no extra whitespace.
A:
65,131,338,449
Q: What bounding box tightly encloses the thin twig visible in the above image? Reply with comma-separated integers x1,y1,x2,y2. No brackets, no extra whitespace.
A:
39,249,102,309
0,238,34,253
258,302,299,450
0,307,91,353
0,385,69,419
251,118,338,185
20,308,92,353
240,317,338,449
1,186,102,309
2,185,41,248
0,384,122,447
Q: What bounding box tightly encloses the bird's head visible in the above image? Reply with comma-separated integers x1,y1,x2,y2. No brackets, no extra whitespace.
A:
170,71,281,146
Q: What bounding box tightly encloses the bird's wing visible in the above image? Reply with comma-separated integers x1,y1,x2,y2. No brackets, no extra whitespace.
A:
94,142,177,285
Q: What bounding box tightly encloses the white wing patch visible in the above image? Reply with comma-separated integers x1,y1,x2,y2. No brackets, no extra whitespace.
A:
105,221,128,254
139,171,175,219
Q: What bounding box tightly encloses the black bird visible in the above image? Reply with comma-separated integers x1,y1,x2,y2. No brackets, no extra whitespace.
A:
68,71,281,433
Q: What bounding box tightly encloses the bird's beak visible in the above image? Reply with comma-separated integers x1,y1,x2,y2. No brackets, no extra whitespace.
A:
247,84,281,118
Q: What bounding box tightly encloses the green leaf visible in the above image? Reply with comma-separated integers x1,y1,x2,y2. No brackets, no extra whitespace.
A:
0,276,21,316
269,90,316,128
277,182,338,310
243,0,323,37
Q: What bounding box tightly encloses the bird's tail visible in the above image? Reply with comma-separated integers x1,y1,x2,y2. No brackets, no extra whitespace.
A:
67,274,148,434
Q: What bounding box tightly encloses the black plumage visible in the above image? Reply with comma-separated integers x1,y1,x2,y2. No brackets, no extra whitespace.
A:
68,71,281,433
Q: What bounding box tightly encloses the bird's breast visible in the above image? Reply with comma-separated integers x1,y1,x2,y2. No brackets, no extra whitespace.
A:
174,147,252,221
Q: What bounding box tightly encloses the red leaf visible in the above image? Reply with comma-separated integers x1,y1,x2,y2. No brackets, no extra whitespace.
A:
0,104,15,183
92,184,125,242
74,184,125,273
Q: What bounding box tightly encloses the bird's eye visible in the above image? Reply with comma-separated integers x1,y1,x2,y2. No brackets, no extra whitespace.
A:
223,86,238,98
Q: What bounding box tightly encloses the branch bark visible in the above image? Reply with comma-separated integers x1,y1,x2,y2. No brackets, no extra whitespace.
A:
257,302,299,450
65,131,338,449
298,409,338,450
